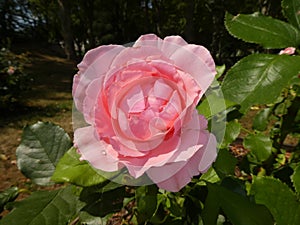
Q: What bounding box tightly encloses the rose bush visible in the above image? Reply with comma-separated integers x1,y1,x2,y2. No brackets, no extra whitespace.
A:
72,34,217,191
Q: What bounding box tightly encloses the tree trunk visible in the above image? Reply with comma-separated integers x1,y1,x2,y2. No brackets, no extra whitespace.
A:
57,0,76,60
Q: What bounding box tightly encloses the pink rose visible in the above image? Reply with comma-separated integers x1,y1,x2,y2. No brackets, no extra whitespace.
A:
7,66,15,75
279,47,296,55
73,34,217,192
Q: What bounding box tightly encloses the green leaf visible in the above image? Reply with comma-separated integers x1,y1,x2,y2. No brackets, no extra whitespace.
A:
206,183,274,225
244,133,272,162
16,122,72,185
149,194,169,224
225,12,300,48
202,184,220,225
79,211,111,225
252,108,271,131
213,148,237,179
222,120,241,147
198,81,236,119
52,147,152,187
0,187,19,213
52,147,108,187
80,186,126,217
136,185,158,223
282,0,300,30
0,186,81,225
222,54,300,112
216,64,226,79
166,193,184,217
291,164,300,195
198,167,220,185
198,79,236,145
251,176,300,225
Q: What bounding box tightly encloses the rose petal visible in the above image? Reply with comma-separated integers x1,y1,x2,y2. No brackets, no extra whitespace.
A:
133,34,163,49
120,129,181,178
74,45,125,112
153,163,194,192
146,111,217,190
161,36,188,57
151,132,217,192
74,126,120,172
110,46,167,70
78,45,124,74
279,47,296,55
82,77,103,124
153,79,173,100
169,44,216,94
198,133,217,172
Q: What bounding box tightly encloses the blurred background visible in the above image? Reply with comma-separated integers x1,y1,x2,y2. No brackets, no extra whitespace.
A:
1,0,283,63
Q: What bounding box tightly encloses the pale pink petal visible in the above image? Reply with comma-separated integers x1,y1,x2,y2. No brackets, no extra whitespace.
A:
72,73,80,96
149,60,201,106
104,59,156,87
120,129,181,177
94,93,115,137
108,76,156,119
146,110,203,182
169,44,216,93
148,60,178,79
113,132,165,155
110,46,166,69
154,163,194,192
146,111,217,191
125,85,146,113
176,70,202,104
133,33,163,49
73,45,125,112
159,91,181,122
82,77,103,124
151,132,217,192
161,36,188,57
120,111,184,178
74,126,120,172
153,79,173,100
78,45,124,73
198,133,217,172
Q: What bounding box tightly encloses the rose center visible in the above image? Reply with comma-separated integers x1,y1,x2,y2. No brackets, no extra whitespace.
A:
127,96,169,139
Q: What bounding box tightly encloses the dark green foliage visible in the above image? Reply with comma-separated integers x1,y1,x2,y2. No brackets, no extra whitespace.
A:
0,186,81,225
0,187,19,213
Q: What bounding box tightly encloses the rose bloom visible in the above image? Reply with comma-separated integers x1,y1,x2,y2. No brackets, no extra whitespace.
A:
7,66,15,75
279,47,296,55
73,34,217,192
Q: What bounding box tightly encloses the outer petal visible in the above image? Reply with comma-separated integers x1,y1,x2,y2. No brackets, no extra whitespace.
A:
155,132,217,192
169,44,216,94
133,33,163,49
73,45,125,112
78,45,124,74
109,45,171,71
161,36,188,57
74,126,120,172
82,77,103,124
146,112,217,191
